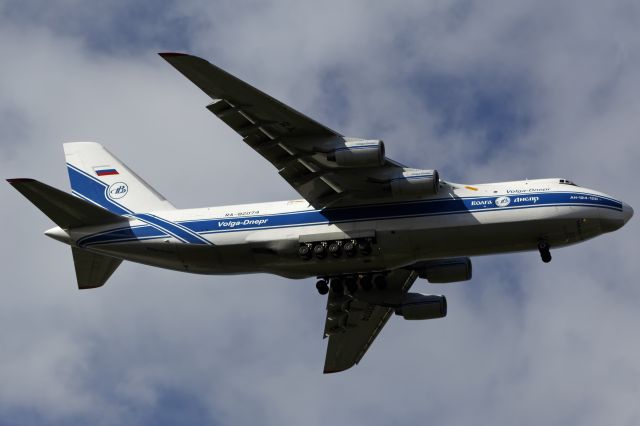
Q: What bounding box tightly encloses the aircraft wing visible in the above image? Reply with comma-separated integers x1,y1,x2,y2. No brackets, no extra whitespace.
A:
160,53,409,209
323,269,418,373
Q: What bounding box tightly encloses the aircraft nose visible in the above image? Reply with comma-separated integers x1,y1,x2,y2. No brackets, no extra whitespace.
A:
599,201,633,233
623,202,634,224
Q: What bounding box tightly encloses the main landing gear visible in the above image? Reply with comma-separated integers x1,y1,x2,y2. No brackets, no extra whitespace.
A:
538,240,552,263
316,279,329,295
299,238,374,261
315,273,387,295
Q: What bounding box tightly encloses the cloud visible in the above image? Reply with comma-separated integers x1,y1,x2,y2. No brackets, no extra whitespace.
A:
1,1,639,425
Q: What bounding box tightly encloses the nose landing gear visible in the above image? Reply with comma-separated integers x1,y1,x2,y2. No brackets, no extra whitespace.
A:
538,240,552,263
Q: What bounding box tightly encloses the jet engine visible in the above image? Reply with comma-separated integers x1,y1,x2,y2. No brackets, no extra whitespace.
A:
415,257,472,283
395,293,447,320
327,140,385,167
390,169,440,196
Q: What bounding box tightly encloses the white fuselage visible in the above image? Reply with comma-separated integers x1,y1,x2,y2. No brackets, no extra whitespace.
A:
58,178,632,279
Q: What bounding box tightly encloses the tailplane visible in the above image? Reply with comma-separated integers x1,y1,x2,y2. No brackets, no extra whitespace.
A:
10,142,175,290
64,142,175,214
7,178,126,289
7,178,125,228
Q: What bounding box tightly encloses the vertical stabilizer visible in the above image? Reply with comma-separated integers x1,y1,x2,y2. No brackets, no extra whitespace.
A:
64,142,175,214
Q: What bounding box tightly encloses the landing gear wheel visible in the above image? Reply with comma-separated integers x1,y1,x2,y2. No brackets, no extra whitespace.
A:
359,275,373,291
330,278,344,295
538,241,552,263
298,244,311,260
313,243,327,259
316,279,329,295
328,242,341,257
344,276,358,293
373,274,387,290
358,239,372,256
343,240,357,257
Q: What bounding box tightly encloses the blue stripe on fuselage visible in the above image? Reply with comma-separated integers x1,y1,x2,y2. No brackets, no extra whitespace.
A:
179,191,622,235
79,191,622,247
134,213,212,245
78,224,166,247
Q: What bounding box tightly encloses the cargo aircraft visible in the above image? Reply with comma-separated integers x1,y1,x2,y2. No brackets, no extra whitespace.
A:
8,53,634,373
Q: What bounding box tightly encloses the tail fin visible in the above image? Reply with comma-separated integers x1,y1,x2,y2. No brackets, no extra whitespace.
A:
64,142,175,214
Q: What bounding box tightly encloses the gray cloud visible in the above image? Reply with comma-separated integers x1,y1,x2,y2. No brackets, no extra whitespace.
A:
1,1,639,425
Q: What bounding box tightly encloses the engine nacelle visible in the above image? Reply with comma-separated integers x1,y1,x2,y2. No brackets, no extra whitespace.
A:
395,293,447,320
390,169,439,196
416,257,472,283
327,140,385,167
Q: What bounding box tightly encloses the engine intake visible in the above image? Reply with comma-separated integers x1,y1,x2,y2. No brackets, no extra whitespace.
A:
395,293,447,320
390,169,439,196
327,140,385,167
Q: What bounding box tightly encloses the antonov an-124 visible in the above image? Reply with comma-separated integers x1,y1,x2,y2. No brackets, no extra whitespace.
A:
8,53,634,373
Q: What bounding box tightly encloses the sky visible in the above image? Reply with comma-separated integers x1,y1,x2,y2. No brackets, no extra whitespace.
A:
1,0,639,425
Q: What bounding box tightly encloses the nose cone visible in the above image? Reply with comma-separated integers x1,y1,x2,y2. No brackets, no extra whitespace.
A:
623,202,634,224
599,201,633,233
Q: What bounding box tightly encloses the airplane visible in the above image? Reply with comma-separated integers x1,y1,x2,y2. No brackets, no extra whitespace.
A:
7,53,634,374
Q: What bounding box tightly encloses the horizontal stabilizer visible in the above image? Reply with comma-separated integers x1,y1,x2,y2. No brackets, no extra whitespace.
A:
71,247,122,289
7,178,126,228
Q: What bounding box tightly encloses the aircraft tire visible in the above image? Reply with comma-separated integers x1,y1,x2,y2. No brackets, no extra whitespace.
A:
313,243,327,259
316,279,329,295
359,275,373,291
298,244,312,260
345,276,358,293
373,274,387,290
343,240,357,257
358,239,372,256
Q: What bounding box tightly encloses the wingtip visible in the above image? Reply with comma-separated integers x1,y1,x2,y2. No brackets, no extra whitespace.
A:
6,178,35,184
159,52,189,58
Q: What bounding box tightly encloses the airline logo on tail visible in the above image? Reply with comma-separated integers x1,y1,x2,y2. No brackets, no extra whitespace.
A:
107,182,128,199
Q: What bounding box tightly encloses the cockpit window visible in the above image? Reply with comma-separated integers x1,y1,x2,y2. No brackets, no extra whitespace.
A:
559,179,578,186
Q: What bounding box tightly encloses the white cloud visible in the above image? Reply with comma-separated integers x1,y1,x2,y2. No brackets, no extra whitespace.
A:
1,1,639,425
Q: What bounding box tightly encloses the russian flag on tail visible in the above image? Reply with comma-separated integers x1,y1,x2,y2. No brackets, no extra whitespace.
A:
94,167,119,176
